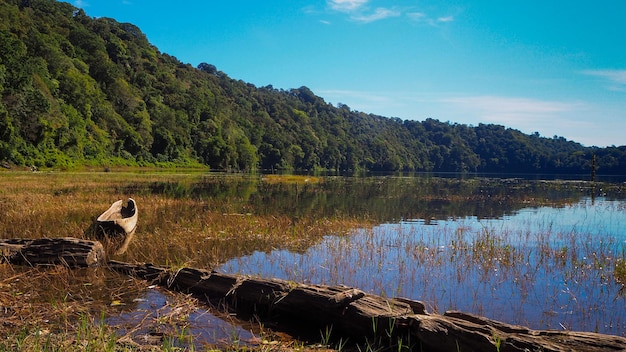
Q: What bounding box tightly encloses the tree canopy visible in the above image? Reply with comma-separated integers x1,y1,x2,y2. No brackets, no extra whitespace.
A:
0,0,624,174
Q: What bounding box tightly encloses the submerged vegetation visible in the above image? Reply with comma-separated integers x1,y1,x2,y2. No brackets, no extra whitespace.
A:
1,171,625,350
0,171,371,269
2,0,625,349
1,0,626,173
0,171,372,350
0,171,626,350
224,209,626,334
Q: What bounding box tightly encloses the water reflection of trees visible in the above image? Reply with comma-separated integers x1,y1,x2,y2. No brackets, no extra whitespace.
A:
120,176,625,223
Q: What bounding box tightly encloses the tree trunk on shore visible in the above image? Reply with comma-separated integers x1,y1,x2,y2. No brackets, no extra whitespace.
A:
107,260,626,352
414,312,626,352
2,238,624,351
0,237,105,267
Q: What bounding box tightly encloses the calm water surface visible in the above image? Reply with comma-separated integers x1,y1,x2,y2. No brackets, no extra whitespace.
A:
105,175,626,342
219,197,626,336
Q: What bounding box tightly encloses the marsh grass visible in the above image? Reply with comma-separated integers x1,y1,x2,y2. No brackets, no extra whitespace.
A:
220,199,626,337
0,264,143,351
261,174,322,184
0,171,370,350
0,171,367,264
2,171,625,350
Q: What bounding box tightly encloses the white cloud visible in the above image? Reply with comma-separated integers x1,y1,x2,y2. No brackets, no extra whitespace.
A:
327,1,455,25
437,16,454,23
327,0,401,23
407,12,426,20
582,70,626,84
352,8,401,23
313,89,621,146
73,0,87,7
302,5,320,15
317,89,395,107
439,95,594,142
582,70,626,91
328,0,368,12
443,95,577,114
318,92,584,125
432,95,626,146
441,95,583,124
407,11,454,26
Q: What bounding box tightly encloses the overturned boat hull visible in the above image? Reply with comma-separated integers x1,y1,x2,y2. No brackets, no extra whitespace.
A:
95,198,137,255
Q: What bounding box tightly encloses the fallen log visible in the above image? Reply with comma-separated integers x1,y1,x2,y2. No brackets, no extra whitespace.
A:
107,261,626,351
107,261,418,338
414,311,626,352
2,239,624,351
0,237,105,267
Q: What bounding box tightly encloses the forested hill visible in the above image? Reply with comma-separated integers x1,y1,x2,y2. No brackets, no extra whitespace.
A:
0,0,624,174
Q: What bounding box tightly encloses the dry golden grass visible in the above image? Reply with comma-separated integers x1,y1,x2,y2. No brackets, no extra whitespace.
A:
0,170,371,350
0,171,366,263
260,174,322,184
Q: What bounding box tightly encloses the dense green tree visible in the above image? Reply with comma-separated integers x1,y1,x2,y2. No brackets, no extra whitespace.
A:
0,0,623,174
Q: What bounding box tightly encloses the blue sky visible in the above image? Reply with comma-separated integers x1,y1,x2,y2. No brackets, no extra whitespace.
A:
71,0,626,147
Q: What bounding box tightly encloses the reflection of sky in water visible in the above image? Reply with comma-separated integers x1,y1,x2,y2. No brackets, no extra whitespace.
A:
219,198,626,336
106,288,254,348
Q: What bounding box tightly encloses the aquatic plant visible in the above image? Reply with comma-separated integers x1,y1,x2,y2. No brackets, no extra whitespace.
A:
1,171,625,350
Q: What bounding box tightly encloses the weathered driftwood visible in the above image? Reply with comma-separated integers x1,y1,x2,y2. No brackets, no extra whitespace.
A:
107,261,626,351
1,236,624,351
1,240,624,351
0,237,105,267
415,312,626,352
107,261,418,337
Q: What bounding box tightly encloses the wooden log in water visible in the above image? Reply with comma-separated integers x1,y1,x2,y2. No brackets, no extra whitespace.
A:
107,261,417,337
414,311,626,352
0,237,105,267
2,247,623,350
2,245,623,351
107,261,626,351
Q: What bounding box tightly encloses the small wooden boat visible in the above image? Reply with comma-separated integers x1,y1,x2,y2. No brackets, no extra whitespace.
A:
95,198,137,255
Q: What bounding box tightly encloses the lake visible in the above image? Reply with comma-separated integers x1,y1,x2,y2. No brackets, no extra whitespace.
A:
105,174,626,343
220,196,626,335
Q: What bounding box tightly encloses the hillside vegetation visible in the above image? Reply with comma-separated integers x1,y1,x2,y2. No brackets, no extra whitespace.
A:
1,0,624,173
